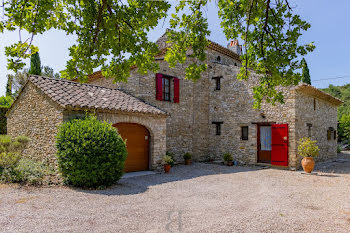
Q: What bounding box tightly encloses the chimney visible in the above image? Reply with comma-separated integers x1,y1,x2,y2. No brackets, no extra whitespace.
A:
227,40,242,56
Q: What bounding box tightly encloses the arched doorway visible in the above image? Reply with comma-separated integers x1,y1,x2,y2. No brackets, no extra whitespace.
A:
113,123,150,172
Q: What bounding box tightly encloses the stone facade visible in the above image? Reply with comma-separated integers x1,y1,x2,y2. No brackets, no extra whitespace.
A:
88,41,340,169
7,82,64,166
7,80,167,171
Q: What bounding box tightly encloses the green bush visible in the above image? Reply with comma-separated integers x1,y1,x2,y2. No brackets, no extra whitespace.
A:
0,152,21,168
298,137,320,157
183,152,192,160
56,115,127,188
2,159,49,185
0,135,30,168
337,145,342,153
223,152,233,162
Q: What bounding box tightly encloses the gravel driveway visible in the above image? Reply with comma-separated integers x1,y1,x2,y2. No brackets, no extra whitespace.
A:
1,153,350,233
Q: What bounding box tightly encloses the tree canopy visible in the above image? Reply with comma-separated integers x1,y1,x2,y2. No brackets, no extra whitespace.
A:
1,0,314,107
28,52,42,75
301,58,311,85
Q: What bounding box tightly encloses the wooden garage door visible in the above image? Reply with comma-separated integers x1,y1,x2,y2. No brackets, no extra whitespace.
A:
114,123,150,172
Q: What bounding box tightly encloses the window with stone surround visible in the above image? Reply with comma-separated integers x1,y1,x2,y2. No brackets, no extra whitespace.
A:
241,126,248,140
212,121,223,135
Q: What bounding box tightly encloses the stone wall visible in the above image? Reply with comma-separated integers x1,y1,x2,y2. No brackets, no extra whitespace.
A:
295,92,338,164
63,110,167,171
7,82,64,166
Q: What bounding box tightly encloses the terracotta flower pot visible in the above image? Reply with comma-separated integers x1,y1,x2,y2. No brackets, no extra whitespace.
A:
164,164,171,173
185,159,192,165
227,161,233,166
301,157,315,173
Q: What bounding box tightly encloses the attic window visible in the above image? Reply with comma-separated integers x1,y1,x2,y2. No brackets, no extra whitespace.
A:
234,63,237,66
216,56,221,63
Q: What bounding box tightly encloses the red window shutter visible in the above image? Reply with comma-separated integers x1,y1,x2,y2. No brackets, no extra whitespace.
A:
173,77,180,103
156,73,163,100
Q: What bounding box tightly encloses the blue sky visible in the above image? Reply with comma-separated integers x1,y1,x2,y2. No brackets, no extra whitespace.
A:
1,0,350,96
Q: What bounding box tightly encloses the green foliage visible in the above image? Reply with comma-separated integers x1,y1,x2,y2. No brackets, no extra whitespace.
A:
2,0,313,106
0,135,44,185
339,114,350,143
56,115,127,188
166,151,175,167
223,152,233,162
297,137,320,158
0,96,13,108
6,74,13,97
301,58,311,85
28,52,42,75
337,145,342,154
0,152,21,168
322,84,350,141
1,159,49,185
0,135,30,154
42,66,60,79
183,152,192,160
162,155,174,165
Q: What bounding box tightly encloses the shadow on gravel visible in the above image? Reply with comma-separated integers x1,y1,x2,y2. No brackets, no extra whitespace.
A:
77,163,259,196
314,151,350,175
76,152,350,196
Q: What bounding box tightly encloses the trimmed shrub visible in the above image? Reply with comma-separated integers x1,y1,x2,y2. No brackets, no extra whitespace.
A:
56,116,127,188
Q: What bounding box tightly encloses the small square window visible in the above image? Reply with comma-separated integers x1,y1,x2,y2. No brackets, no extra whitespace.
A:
241,126,248,140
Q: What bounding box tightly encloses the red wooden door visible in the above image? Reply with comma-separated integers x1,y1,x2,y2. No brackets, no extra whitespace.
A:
271,124,288,166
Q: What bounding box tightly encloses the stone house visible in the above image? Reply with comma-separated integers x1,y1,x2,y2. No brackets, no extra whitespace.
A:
7,34,342,171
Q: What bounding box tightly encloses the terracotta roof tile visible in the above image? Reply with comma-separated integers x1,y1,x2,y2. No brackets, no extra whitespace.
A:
29,75,167,116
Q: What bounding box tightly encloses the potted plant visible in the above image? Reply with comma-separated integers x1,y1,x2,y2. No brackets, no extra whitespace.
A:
298,137,320,173
183,152,192,165
166,151,176,167
223,152,233,166
162,155,173,173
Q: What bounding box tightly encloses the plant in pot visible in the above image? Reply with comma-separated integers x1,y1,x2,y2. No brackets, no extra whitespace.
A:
162,155,173,173
298,137,320,173
183,152,192,165
223,153,233,166
166,151,176,167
